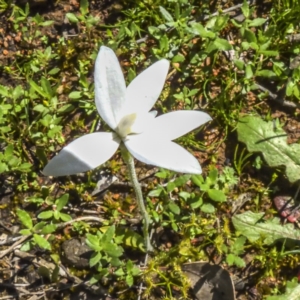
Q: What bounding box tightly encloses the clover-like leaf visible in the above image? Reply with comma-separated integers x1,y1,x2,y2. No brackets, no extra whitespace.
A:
237,116,300,183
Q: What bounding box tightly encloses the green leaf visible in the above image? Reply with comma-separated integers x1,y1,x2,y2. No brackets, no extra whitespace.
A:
207,189,226,202
18,163,32,172
0,85,8,97
33,234,51,250
66,13,79,23
48,67,60,75
168,202,180,215
57,104,74,113
80,0,89,15
256,69,276,78
38,211,53,219
247,18,267,27
159,6,174,22
148,186,164,197
189,23,215,39
59,213,72,222
258,50,279,56
188,196,203,209
56,193,69,211
232,211,300,244
126,274,134,287
86,233,101,251
208,168,218,184
41,224,57,234
245,64,253,79
69,91,82,99
213,38,232,51
241,0,249,18
90,251,102,267
200,203,215,214
19,229,31,235
41,77,53,99
191,174,204,187
17,209,33,229
102,243,123,257
0,163,8,173
172,54,185,63
29,80,47,99
122,229,145,251
33,221,47,231
226,254,245,267
4,144,14,156
102,225,115,244
243,29,257,43
237,116,300,183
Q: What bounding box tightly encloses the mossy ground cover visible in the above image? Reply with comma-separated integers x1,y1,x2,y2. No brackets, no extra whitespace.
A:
1,0,300,299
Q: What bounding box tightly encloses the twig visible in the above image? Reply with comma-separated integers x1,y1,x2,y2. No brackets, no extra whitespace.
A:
0,235,30,259
254,83,299,108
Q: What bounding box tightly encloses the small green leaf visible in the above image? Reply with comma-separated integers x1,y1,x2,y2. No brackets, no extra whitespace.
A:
33,234,51,250
200,203,215,214
66,13,79,23
59,213,72,222
90,252,102,267
86,234,101,251
126,274,134,287
256,69,276,78
19,229,31,235
247,18,267,27
17,209,33,229
102,243,123,257
80,0,89,15
241,0,249,18
207,189,226,202
189,23,215,39
159,6,174,22
41,224,57,234
213,38,232,51
243,29,257,43
168,202,180,215
38,211,54,219
41,77,53,99
56,193,69,211
191,174,204,187
188,196,203,209
69,91,82,99
48,67,60,75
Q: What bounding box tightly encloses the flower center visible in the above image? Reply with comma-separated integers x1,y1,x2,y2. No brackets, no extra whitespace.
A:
116,113,137,139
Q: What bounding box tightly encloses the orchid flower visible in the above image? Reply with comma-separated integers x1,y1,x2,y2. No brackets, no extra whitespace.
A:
43,46,211,177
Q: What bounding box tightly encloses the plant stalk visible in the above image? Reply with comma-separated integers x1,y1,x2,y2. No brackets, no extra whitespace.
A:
121,144,153,252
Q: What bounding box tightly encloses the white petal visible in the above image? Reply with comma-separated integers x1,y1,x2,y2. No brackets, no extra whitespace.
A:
122,59,170,116
125,136,202,174
144,110,212,141
94,46,126,129
130,111,157,134
43,133,120,176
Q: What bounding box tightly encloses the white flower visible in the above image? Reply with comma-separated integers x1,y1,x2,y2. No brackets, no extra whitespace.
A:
43,46,212,176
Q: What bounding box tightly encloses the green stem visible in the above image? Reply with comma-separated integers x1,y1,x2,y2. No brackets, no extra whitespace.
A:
121,144,153,252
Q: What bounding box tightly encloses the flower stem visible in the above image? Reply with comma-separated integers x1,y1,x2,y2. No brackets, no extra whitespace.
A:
121,144,153,252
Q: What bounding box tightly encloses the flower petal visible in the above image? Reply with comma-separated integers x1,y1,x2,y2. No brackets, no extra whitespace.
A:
94,46,126,129
123,59,170,116
43,133,120,176
125,135,202,174
143,110,212,141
